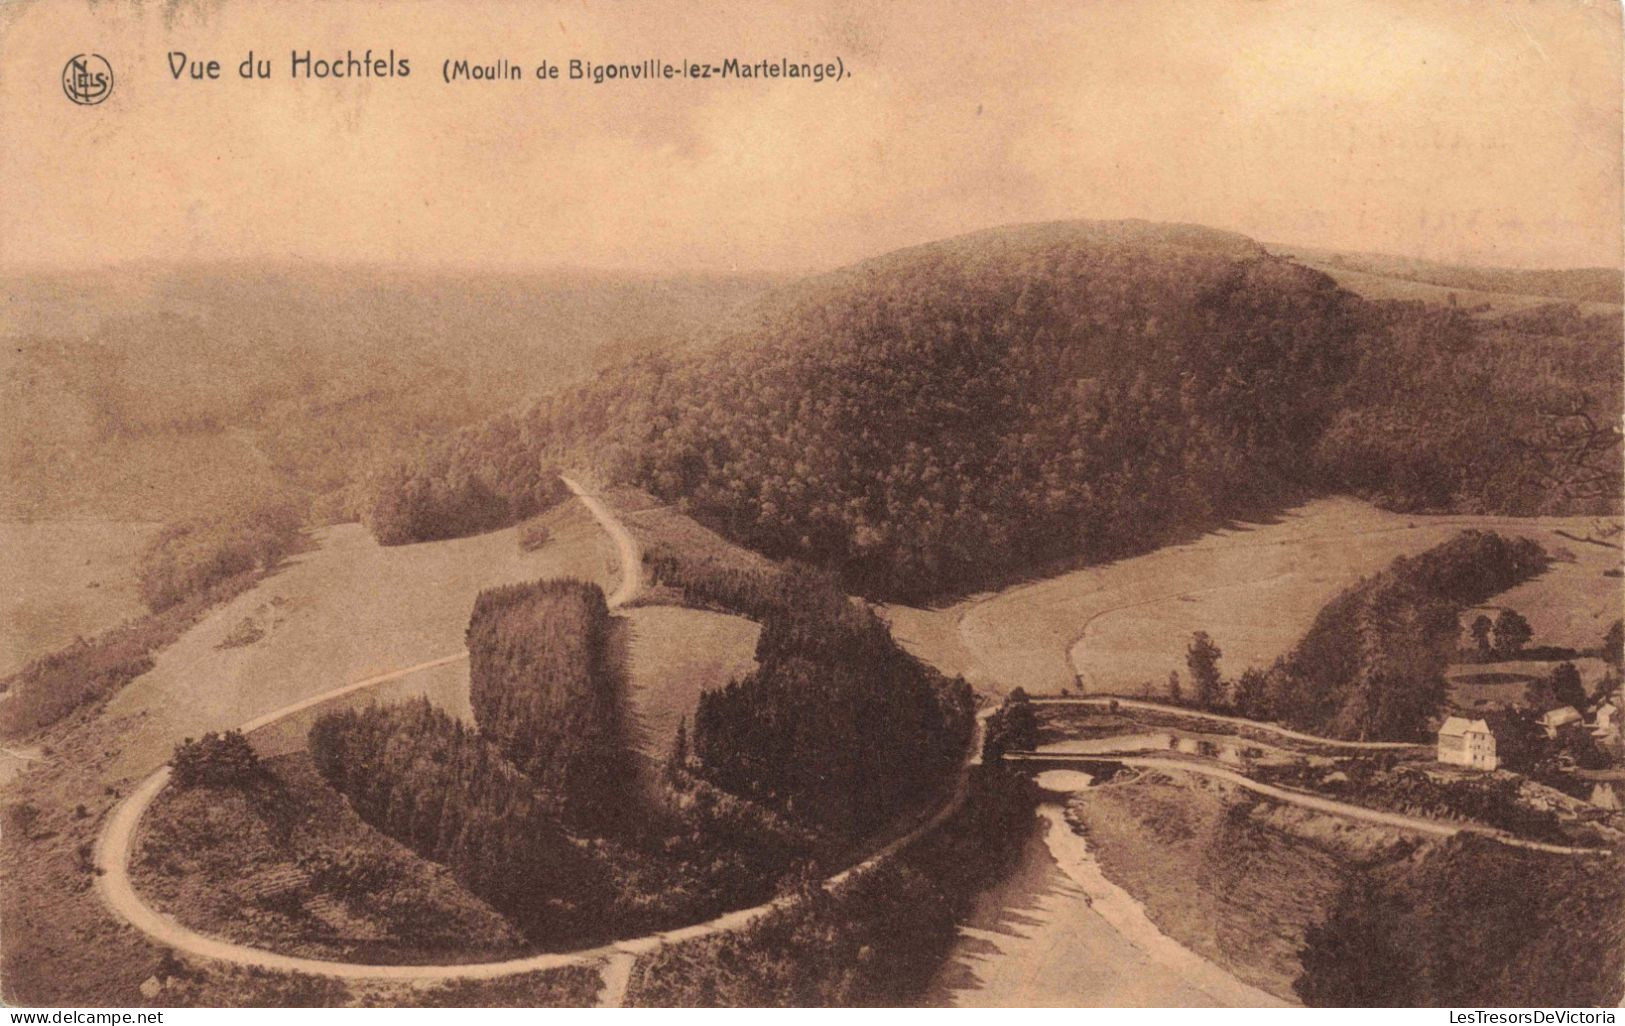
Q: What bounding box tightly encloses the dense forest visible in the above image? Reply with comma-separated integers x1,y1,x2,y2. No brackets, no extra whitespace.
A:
308,700,608,943
1262,531,1549,740
1296,836,1625,1007
624,765,1038,1006
636,538,975,838
466,579,625,821
363,221,1622,601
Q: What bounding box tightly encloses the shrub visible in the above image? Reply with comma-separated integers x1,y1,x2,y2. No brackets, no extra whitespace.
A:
170,731,262,788
517,518,552,552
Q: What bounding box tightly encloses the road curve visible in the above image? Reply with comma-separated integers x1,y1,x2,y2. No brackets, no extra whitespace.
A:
93,478,984,992
1007,752,1610,856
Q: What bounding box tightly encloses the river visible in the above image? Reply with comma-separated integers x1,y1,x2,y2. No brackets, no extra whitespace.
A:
924,770,1287,1007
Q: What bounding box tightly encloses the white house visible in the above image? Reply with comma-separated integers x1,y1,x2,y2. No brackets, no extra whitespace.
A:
1438,717,1499,770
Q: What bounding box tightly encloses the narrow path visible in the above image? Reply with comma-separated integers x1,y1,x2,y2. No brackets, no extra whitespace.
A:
93,480,984,997
1034,697,1423,751
562,477,642,609
1006,753,1611,856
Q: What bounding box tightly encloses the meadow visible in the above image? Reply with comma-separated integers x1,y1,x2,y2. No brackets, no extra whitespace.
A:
99,498,619,779
887,498,1621,698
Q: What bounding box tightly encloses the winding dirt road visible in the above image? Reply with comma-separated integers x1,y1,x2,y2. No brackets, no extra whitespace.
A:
93,477,986,1002
1006,752,1610,856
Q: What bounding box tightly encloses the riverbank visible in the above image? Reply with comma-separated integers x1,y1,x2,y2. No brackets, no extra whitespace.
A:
1063,767,1625,1006
927,770,1284,1007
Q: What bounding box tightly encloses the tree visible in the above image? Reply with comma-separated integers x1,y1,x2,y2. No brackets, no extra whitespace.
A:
1232,667,1270,720
1295,878,1419,1006
667,717,690,784
1548,662,1587,711
1469,614,1494,656
1166,670,1183,705
1493,609,1533,657
1603,619,1623,668
1186,632,1223,709
983,688,1039,762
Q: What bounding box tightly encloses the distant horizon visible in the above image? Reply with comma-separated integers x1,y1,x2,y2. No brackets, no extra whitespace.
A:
1,219,1621,278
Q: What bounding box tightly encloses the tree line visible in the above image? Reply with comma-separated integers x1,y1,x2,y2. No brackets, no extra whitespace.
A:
362,418,571,545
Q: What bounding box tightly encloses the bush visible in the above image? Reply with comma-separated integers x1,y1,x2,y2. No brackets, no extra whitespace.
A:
517,518,552,552
170,731,262,788
982,689,1038,761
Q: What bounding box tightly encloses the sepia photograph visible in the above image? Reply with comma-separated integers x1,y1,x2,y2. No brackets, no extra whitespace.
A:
0,0,1622,1011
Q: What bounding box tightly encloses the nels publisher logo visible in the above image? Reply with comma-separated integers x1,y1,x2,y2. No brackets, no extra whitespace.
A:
62,53,113,105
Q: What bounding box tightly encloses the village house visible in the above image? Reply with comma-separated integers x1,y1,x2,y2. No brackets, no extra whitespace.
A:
1537,705,1583,739
1589,698,1619,742
1438,716,1499,770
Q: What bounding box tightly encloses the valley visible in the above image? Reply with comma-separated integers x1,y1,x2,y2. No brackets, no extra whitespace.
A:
3,220,1621,1008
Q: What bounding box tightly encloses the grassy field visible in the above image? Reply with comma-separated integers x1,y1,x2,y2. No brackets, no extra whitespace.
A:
132,752,526,964
887,498,1621,698
1466,555,1622,652
100,498,619,780
1446,657,1613,713
0,520,159,677
620,605,759,764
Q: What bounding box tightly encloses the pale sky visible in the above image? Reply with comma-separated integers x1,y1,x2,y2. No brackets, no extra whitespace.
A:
0,0,1619,273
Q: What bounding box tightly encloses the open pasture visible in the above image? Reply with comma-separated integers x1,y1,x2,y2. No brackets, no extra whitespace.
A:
888,498,1620,699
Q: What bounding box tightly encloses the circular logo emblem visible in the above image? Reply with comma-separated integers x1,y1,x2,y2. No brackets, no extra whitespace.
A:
62,54,113,105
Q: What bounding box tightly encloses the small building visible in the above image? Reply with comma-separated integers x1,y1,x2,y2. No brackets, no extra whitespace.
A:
1438,716,1499,770
1589,700,1619,742
1537,705,1583,739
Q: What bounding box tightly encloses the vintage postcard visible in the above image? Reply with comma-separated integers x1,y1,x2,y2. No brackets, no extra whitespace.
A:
1,0,1621,1011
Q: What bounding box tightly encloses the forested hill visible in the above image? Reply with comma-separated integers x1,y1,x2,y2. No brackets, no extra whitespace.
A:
366,220,1623,601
